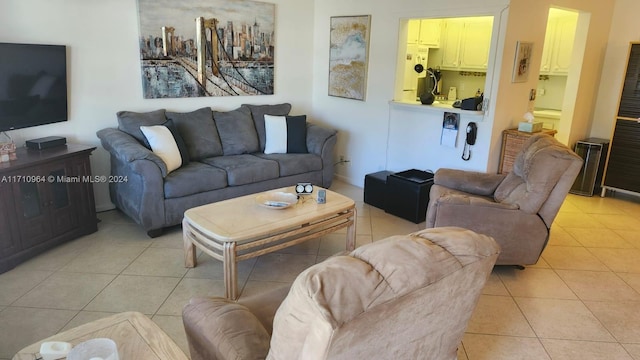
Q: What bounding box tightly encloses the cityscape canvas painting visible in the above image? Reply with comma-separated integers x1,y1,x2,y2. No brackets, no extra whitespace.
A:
328,15,371,101
137,0,275,98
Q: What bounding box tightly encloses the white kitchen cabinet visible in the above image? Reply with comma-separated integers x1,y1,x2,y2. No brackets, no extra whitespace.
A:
408,19,442,47
439,19,464,68
540,21,554,74
540,11,577,75
407,20,421,44
459,17,493,70
418,19,442,47
439,17,493,71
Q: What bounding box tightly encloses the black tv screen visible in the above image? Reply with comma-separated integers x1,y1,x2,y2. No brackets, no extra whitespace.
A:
0,42,68,132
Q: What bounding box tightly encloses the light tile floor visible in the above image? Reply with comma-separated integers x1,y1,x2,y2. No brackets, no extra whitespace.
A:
1,180,640,359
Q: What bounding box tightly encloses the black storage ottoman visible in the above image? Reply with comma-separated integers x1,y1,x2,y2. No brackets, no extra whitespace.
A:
386,169,434,223
364,171,394,210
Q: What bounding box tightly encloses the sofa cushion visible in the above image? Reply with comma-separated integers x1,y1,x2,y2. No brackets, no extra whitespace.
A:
264,115,308,154
256,153,322,177
140,120,189,174
166,107,223,160
213,106,260,155
243,103,292,151
163,162,228,199
117,109,167,147
202,154,279,186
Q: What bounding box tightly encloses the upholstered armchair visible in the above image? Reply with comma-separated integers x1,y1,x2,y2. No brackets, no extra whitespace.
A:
426,133,583,266
182,227,500,360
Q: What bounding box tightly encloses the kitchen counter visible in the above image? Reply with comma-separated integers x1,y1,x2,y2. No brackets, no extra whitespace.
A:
390,100,485,117
533,108,561,119
533,108,561,130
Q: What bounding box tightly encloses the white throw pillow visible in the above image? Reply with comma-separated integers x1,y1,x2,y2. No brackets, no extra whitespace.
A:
264,114,308,154
264,115,289,154
140,125,182,174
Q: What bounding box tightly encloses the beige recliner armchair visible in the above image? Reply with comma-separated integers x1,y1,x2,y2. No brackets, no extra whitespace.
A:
426,133,583,266
182,227,499,360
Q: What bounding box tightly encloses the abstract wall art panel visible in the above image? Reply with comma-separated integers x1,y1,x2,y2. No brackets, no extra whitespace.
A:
328,15,371,101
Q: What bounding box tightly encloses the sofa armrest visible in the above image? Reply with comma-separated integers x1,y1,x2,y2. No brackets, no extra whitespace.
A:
306,123,338,188
434,194,518,210
429,200,549,265
434,168,506,196
97,128,167,233
183,297,271,360
306,124,337,156
97,128,168,176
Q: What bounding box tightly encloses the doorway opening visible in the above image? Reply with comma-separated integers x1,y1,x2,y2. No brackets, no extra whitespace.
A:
535,7,588,145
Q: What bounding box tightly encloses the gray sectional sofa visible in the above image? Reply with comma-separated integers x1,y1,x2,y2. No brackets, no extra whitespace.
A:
97,103,337,237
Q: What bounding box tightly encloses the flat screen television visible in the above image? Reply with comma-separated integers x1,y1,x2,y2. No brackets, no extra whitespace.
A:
0,42,68,132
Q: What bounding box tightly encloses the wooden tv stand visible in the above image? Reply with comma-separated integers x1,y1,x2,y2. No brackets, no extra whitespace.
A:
0,144,98,273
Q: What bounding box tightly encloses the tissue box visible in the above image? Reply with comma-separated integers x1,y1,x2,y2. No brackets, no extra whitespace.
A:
518,121,543,133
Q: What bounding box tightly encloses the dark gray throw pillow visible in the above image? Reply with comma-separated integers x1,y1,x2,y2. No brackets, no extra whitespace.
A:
213,106,260,155
117,109,167,147
243,103,292,151
163,119,190,166
166,107,223,160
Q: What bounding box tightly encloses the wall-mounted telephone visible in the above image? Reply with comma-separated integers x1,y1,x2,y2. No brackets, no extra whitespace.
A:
462,122,477,161
466,122,477,145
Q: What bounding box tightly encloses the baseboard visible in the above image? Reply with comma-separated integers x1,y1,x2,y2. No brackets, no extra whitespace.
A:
333,173,352,184
96,203,116,213
333,173,364,188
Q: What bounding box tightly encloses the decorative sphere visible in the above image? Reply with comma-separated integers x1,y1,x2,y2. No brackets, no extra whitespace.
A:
420,92,435,105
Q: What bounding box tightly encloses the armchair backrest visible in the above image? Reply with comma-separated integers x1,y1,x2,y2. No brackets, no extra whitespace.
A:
494,134,583,228
267,227,500,360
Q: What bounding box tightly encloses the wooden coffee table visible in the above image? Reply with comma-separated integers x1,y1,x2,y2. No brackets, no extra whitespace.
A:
183,186,356,300
12,311,188,360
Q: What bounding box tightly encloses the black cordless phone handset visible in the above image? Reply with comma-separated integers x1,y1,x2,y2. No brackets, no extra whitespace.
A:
462,122,477,161
466,122,477,145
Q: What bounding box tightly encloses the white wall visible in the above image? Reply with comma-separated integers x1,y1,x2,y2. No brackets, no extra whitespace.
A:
0,0,315,211
311,0,509,187
483,0,613,170
536,75,568,110
312,0,613,186
590,0,640,139
1,0,623,212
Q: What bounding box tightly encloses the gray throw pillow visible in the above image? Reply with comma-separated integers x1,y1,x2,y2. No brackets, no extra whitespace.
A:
117,109,167,147
166,107,223,160
213,106,260,155
243,103,292,151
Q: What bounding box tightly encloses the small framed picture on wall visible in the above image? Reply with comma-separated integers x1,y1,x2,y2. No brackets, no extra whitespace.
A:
512,41,533,83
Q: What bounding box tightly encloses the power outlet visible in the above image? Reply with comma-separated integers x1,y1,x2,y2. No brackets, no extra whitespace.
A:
338,155,351,166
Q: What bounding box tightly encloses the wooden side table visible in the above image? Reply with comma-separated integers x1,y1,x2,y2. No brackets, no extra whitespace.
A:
0,144,98,273
12,312,188,360
498,128,557,174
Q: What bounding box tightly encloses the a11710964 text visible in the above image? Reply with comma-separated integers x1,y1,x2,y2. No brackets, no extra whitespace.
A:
1,175,128,183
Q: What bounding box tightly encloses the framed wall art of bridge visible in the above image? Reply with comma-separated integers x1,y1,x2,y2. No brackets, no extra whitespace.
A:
136,0,275,98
